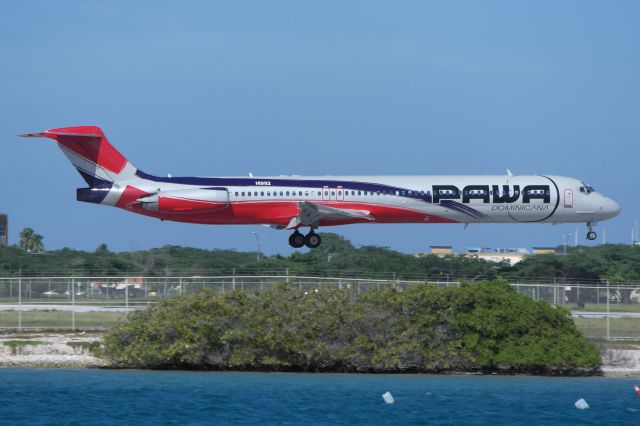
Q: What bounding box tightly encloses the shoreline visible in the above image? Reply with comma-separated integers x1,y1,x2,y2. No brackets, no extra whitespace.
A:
1,332,638,376
0,332,107,368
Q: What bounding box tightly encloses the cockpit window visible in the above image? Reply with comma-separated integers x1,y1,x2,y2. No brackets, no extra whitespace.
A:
580,182,595,194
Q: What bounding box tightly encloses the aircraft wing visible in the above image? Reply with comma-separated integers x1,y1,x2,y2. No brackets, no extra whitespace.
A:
286,201,374,229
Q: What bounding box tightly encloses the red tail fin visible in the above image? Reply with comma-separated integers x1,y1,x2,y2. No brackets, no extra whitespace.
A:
41,126,127,174
20,125,137,186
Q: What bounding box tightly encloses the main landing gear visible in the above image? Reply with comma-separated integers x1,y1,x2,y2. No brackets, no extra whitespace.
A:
586,222,597,241
288,230,322,249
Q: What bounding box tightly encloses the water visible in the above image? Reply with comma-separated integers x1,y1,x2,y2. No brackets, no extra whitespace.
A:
0,369,638,425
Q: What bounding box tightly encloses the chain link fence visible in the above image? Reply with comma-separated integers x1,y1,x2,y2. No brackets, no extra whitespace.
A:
0,276,638,340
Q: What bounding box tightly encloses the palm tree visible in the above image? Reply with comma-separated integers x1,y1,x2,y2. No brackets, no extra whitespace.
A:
31,233,44,253
19,227,44,253
19,228,34,251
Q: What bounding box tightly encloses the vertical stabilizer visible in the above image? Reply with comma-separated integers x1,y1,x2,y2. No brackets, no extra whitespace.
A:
19,126,138,186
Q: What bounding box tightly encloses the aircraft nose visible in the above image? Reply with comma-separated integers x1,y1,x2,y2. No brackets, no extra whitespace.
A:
601,197,621,219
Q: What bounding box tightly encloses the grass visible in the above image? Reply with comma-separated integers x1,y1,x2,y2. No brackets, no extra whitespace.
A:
564,303,640,313
0,311,127,329
573,317,640,340
3,340,46,355
66,341,100,353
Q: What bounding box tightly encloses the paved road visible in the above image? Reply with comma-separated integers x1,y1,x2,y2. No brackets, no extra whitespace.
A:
1,305,639,317
0,304,146,312
571,311,640,319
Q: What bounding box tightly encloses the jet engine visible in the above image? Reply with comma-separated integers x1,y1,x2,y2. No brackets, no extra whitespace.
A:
137,188,229,214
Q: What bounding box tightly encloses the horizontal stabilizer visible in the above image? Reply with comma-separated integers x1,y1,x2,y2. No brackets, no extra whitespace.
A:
18,132,46,138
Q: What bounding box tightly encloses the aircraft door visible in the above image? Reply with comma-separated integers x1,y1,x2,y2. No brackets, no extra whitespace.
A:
336,186,344,201
322,186,330,201
564,189,573,208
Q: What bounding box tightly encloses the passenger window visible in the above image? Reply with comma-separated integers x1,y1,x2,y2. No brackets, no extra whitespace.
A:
338,190,342,196
241,192,245,196
331,191,335,196
261,192,264,196
234,192,238,196
247,192,251,197
298,191,302,196
352,191,355,196
305,191,309,196
279,191,283,196
324,191,328,196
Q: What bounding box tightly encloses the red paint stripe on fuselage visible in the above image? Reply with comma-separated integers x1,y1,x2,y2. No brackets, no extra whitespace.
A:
115,196,457,226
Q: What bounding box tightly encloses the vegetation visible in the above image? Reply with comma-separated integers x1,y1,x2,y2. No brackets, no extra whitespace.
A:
99,280,601,374
18,228,44,254
66,341,100,353
508,244,640,282
3,230,640,284
0,233,506,278
3,340,46,355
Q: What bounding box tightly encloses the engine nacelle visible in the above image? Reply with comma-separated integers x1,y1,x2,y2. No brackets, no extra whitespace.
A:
137,188,229,214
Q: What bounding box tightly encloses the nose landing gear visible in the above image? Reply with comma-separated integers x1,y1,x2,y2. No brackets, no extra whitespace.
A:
288,229,322,248
586,222,597,241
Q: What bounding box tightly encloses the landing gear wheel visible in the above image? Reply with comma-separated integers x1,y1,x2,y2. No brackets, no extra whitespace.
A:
289,231,305,248
586,231,597,241
305,232,321,249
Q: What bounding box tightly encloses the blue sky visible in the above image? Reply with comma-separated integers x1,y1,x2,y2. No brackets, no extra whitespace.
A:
1,1,638,254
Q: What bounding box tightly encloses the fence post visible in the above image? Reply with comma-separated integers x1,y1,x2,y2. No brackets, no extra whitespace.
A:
71,277,76,330
232,268,236,291
18,277,22,332
125,277,129,319
606,280,610,340
286,268,289,283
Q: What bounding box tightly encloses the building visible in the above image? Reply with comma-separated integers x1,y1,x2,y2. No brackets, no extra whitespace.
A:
419,245,549,266
531,247,558,254
465,248,530,266
429,245,453,255
0,214,7,247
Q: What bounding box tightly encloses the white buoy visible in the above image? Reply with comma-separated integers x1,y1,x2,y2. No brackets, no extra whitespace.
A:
382,391,395,404
575,398,589,410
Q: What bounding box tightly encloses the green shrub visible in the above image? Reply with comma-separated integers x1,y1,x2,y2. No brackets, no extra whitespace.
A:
99,280,601,374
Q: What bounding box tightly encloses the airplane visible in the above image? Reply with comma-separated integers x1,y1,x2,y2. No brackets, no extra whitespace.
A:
20,126,620,249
